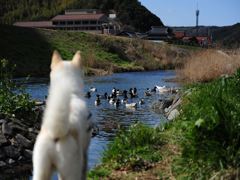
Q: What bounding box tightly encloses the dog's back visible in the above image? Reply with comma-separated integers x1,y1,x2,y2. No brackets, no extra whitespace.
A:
33,51,92,180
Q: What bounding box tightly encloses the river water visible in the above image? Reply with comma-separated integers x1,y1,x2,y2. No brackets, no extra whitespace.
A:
25,70,178,179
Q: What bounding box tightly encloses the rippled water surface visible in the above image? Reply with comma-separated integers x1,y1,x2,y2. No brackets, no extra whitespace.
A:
25,70,178,178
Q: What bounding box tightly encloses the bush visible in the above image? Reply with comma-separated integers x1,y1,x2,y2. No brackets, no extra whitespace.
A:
0,59,34,118
174,70,240,177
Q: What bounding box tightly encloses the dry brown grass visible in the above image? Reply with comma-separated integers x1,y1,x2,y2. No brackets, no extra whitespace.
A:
177,49,240,83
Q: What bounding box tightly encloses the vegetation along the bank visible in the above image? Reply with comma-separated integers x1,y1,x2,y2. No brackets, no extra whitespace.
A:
0,24,190,77
89,70,240,179
0,59,41,177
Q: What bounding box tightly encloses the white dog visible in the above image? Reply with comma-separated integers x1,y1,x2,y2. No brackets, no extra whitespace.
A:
33,50,92,180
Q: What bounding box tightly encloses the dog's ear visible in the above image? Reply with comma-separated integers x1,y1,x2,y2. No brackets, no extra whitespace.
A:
51,50,62,70
72,51,82,68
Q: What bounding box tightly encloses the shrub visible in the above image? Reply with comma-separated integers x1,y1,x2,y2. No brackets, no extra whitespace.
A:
174,70,240,177
0,59,34,118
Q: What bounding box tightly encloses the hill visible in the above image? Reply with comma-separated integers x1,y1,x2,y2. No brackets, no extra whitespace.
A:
0,0,163,32
212,23,240,49
0,24,190,77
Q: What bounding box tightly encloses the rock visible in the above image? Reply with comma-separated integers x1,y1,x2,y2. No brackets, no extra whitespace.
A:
167,98,182,115
0,149,6,160
159,99,173,110
0,134,9,146
168,109,180,121
0,161,7,167
18,156,24,161
0,113,5,119
152,98,173,114
23,149,33,159
12,124,28,135
15,134,32,148
2,122,13,136
3,146,21,159
8,158,16,164
0,119,7,125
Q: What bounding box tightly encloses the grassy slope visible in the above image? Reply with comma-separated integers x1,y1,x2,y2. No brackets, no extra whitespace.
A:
0,24,191,77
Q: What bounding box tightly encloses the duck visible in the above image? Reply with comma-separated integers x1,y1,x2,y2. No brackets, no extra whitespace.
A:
112,87,116,94
85,91,91,98
156,85,170,93
133,87,137,95
125,102,137,108
151,86,157,92
90,87,97,92
109,97,116,104
114,98,121,107
104,92,108,99
144,88,152,96
94,95,101,106
139,98,145,105
116,89,123,96
121,98,128,104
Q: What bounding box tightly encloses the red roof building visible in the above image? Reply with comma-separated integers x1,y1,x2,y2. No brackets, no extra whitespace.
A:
13,10,109,33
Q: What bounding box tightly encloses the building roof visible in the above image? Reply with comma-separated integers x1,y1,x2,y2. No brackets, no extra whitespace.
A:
52,13,106,21
13,21,53,28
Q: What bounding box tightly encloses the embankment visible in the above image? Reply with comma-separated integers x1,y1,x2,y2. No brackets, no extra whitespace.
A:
0,24,192,77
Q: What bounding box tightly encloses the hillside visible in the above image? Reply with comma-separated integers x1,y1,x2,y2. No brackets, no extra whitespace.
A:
212,23,240,48
0,24,190,77
0,0,163,32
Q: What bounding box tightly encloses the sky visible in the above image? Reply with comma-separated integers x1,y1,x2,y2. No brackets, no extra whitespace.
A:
139,0,240,26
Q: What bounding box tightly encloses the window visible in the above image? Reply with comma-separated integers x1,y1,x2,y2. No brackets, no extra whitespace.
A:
67,21,73,25
83,21,89,25
60,21,65,25
90,21,97,24
75,21,81,25
52,21,59,25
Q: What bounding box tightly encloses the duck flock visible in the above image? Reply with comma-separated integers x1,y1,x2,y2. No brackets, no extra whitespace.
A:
85,85,178,109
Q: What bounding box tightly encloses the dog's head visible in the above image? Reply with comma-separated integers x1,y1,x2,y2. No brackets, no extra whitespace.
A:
51,50,82,71
50,50,84,92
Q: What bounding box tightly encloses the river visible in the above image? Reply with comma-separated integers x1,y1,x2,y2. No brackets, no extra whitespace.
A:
25,70,178,179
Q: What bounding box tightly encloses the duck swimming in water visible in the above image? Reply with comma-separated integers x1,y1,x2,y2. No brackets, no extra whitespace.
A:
94,95,101,106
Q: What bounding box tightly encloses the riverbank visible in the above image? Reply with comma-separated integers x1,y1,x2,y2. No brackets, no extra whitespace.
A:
89,70,240,179
0,24,192,77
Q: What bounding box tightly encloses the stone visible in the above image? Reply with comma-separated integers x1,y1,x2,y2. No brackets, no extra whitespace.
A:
2,122,13,136
23,149,33,159
15,134,32,148
18,156,24,161
0,161,7,167
3,146,21,159
167,98,182,115
8,158,15,164
0,134,8,146
168,109,180,121
0,119,7,125
0,149,6,160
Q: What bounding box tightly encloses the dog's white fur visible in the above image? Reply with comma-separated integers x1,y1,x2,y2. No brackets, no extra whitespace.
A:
33,51,92,180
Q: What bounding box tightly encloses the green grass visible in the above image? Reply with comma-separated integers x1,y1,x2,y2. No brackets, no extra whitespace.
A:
88,123,164,178
169,70,240,178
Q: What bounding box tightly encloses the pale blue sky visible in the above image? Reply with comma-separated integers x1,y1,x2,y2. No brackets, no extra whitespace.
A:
139,0,240,26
